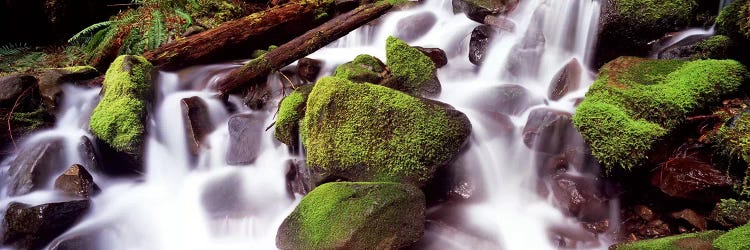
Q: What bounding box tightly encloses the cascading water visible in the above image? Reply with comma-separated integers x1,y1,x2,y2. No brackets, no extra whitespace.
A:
0,0,610,249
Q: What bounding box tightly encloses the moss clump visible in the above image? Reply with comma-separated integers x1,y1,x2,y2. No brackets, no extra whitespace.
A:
89,55,153,153
716,111,750,196
692,35,736,60
276,182,425,250
615,0,697,26
573,57,748,172
384,36,438,95
714,222,750,250
613,231,724,250
710,199,750,228
302,76,470,186
716,0,750,40
332,54,385,83
274,85,314,145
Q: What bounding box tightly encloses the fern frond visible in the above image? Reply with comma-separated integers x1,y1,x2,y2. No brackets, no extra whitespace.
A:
68,21,113,44
0,43,28,57
175,8,193,28
145,10,167,50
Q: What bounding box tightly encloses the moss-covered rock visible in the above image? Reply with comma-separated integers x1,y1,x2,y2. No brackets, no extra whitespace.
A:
274,84,314,146
451,0,517,23
332,54,386,84
715,111,750,196
612,230,724,250
714,222,750,250
716,0,750,41
573,57,748,173
710,199,750,229
276,182,425,250
89,55,153,155
302,76,471,186
383,36,440,97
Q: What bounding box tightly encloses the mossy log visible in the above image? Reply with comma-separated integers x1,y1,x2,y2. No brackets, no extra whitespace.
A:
142,0,336,71
215,1,393,95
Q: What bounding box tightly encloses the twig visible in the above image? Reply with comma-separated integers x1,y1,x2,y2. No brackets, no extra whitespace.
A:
6,87,33,151
279,70,297,90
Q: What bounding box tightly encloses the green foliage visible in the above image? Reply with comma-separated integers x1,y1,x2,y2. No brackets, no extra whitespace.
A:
716,0,750,40
613,231,724,250
274,85,314,145
385,36,436,94
573,57,749,173
716,112,750,196
302,76,470,185
89,55,153,153
615,0,697,27
692,35,735,60
68,21,113,44
714,222,750,250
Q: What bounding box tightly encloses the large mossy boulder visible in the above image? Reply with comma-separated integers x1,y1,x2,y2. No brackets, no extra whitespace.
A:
573,57,748,173
302,76,471,186
716,0,750,41
383,36,440,97
275,85,314,146
89,55,153,169
594,0,699,67
611,230,724,250
332,54,387,84
276,182,425,250
714,222,750,250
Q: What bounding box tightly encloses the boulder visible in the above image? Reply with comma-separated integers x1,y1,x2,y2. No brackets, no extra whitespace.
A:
7,139,65,196
275,85,315,147
550,173,609,222
181,96,214,156
548,58,582,100
77,136,102,172
1,200,91,249
670,209,707,231
469,25,498,65
383,36,441,97
285,159,313,197
302,77,471,186
657,35,739,60
452,0,518,23
297,58,323,82
505,6,545,79
89,55,153,164
332,54,387,84
394,12,438,42
414,46,448,68
54,164,100,198
226,113,265,165
650,157,732,201
523,108,585,154
276,182,425,250
201,173,252,217
470,84,542,116
573,57,748,173
610,230,724,250
709,199,750,229
0,74,38,107
37,66,99,110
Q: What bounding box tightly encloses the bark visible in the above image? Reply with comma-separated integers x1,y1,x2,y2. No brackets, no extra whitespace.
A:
143,0,336,71
216,2,393,95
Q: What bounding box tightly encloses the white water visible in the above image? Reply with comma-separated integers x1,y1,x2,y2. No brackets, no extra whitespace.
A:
0,0,609,249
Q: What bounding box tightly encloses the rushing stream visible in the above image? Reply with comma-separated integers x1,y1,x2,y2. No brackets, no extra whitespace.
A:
0,0,627,249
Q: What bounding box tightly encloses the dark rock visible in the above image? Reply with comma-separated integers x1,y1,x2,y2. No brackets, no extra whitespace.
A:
709,199,750,229
95,137,143,176
0,74,38,107
469,25,498,65
483,15,515,32
414,46,448,68
54,164,100,198
656,34,712,59
452,0,519,23
1,200,90,249
634,205,656,221
470,84,542,116
276,182,425,250
581,220,609,234
7,139,65,196
226,113,264,165
37,66,99,110
476,111,515,139
285,159,313,198
551,173,609,222
650,157,732,201
77,136,101,172
181,96,214,156
297,58,323,82
523,108,585,154
548,58,582,101
48,231,102,250
394,12,438,42
423,161,476,205
671,209,707,231
201,173,252,217
505,7,545,78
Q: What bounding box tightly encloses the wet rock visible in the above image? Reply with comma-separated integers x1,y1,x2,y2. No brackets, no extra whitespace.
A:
471,84,542,116
0,74,38,107
483,15,515,32
709,199,750,229
476,111,515,139
523,108,585,154
201,173,251,217
581,220,609,234
54,164,100,198
423,161,476,205
452,0,518,23
297,58,323,82
551,173,609,222
657,35,739,60
1,200,91,249
414,46,448,68
285,159,313,198
48,231,102,250
95,137,143,176
656,34,712,59
548,58,582,101
181,25,206,37
276,182,425,250
634,205,656,221
650,157,732,201
77,136,101,172
181,96,214,156
37,66,99,110
505,7,545,78
384,36,441,97
671,209,707,231
7,139,65,196
226,113,264,165
469,25,498,65
394,12,437,42
333,54,387,84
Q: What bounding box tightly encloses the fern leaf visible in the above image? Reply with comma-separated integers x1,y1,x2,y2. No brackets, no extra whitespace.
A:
174,8,193,28
68,21,113,44
145,10,167,50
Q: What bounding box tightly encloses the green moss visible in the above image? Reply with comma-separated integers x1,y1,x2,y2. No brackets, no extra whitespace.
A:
615,0,697,27
573,57,749,173
693,35,735,60
716,0,750,40
275,85,314,145
10,106,50,130
714,222,750,250
352,54,385,72
385,36,436,94
716,111,750,196
302,76,470,185
60,65,97,74
277,182,424,249
711,199,750,227
89,55,153,153
613,231,724,250
331,54,386,84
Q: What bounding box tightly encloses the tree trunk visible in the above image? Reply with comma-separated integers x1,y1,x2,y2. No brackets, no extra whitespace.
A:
216,2,393,95
143,0,336,71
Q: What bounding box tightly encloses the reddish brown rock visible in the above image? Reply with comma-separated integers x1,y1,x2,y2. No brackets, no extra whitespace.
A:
650,157,732,201
548,58,582,101
181,96,214,156
551,173,609,222
54,164,100,198
297,58,323,82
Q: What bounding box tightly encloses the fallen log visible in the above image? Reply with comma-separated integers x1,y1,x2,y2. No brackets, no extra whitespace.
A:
143,0,336,71
216,1,393,95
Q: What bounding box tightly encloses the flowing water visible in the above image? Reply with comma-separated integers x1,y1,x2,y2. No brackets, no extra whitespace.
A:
0,0,611,249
